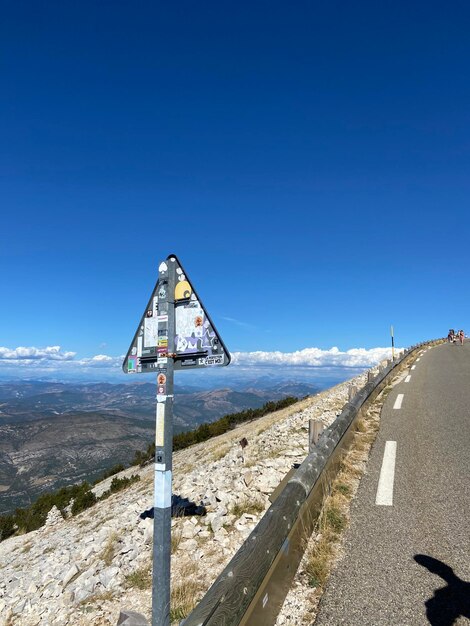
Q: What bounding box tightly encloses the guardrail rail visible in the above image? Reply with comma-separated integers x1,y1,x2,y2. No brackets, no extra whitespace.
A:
181,340,442,626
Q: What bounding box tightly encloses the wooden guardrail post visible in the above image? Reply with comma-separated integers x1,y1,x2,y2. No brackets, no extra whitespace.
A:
309,419,324,452
348,384,357,401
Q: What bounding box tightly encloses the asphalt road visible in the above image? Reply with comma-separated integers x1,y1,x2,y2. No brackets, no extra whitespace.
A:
314,342,470,625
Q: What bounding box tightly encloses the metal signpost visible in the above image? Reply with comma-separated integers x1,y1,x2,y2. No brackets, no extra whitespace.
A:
391,325,395,361
122,254,230,626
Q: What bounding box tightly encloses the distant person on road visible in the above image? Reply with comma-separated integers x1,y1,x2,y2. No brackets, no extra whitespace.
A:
448,329,455,343
458,329,464,345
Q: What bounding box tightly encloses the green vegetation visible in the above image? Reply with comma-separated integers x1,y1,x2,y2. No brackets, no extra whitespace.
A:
124,565,152,590
0,394,298,544
0,473,140,543
13,482,95,534
334,482,351,496
0,514,15,542
100,474,140,499
325,506,346,535
71,488,97,515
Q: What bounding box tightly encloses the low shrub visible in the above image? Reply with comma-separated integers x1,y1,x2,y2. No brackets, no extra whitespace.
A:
0,515,15,541
100,474,140,500
71,486,97,515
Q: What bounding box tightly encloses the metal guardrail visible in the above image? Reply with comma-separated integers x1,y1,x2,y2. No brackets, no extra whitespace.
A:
181,340,442,626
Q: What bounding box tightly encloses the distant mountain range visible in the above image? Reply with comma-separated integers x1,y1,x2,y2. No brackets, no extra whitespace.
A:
0,379,321,513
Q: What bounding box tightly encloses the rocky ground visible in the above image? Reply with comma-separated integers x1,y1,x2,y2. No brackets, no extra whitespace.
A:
0,371,371,626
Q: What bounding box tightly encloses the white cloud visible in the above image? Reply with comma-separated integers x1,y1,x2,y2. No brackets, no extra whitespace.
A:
89,354,114,362
0,346,76,361
0,344,400,382
0,346,121,371
76,355,122,368
231,346,400,368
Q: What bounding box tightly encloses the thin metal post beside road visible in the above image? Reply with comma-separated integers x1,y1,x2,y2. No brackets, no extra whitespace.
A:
121,254,231,625
152,258,176,626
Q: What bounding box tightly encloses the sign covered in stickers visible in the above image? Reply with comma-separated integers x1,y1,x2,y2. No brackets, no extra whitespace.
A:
122,255,230,373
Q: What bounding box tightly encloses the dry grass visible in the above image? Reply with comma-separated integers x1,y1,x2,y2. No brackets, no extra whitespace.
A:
248,445,285,467
78,590,115,608
124,565,152,590
170,561,204,623
334,481,351,497
303,491,347,588
100,531,119,566
242,456,258,468
230,497,265,518
76,517,90,528
171,525,183,553
4,613,14,626
355,417,368,433
208,444,230,462
338,456,363,479
302,400,382,593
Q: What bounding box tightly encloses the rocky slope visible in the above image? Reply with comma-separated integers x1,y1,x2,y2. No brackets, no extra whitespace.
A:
0,372,368,626
0,380,321,513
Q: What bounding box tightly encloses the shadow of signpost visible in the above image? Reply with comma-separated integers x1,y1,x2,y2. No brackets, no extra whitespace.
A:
140,493,206,519
414,554,470,625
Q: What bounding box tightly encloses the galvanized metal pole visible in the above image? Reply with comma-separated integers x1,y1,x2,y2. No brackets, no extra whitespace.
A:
391,325,395,361
152,257,176,626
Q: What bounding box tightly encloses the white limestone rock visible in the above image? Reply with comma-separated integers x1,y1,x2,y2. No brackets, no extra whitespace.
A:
44,505,63,528
62,563,80,588
181,520,198,539
99,566,120,589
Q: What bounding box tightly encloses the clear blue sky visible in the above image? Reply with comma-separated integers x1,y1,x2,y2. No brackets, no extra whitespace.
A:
1,1,469,380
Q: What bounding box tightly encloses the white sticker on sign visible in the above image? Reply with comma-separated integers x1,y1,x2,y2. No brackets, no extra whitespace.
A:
198,355,224,366
144,317,158,347
156,403,165,446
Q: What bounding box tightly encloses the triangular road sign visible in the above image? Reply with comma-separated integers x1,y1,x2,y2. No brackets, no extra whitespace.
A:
123,254,231,373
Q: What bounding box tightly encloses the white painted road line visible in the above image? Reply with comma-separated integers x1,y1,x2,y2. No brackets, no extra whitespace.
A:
417,358,421,362
405,375,411,383
393,394,404,409
376,441,397,506
411,365,416,370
